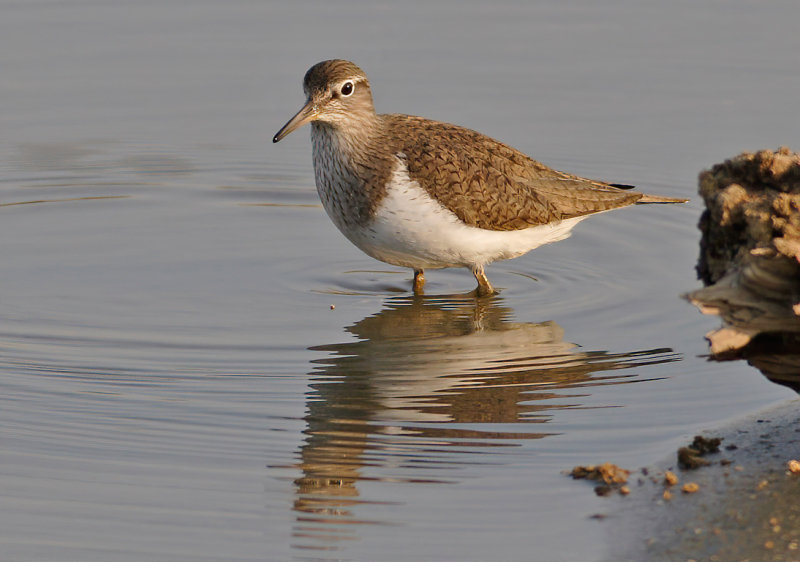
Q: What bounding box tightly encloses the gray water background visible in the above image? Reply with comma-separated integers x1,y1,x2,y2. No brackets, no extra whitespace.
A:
2,1,799,560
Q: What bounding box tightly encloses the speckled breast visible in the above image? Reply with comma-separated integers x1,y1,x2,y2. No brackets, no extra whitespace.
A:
309,124,374,237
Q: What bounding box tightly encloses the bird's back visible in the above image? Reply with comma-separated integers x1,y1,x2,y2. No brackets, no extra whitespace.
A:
381,114,644,231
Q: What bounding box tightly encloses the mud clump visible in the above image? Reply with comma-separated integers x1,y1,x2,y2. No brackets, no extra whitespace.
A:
687,147,800,382
696,147,800,285
690,435,722,455
678,448,710,469
570,462,630,497
678,435,723,470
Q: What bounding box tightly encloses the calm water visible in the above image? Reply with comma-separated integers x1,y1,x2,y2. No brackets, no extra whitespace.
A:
2,1,799,560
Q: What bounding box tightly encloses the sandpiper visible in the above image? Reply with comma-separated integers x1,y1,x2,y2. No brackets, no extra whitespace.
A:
273,59,686,296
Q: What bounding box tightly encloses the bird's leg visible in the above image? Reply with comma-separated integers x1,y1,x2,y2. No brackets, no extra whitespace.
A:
412,269,425,294
472,265,495,297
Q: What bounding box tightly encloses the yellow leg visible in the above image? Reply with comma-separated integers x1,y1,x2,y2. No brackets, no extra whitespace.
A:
413,269,425,293
472,266,495,297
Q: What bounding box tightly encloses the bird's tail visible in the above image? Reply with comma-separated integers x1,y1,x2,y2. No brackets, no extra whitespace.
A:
636,194,689,204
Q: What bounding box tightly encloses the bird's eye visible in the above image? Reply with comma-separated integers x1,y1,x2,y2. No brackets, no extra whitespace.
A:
340,81,354,96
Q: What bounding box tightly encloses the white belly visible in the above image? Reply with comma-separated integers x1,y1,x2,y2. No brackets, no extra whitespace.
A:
347,159,587,270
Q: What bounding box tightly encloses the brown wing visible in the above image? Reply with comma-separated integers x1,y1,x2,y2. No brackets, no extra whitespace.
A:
383,114,642,231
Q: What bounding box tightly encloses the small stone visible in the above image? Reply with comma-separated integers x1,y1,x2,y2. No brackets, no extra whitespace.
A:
764,540,775,550
595,485,613,497
330,304,336,310
788,459,800,473
662,489,673,501
620,485,630,495
682,482,700,494
756,479,769,491
664,471,679,486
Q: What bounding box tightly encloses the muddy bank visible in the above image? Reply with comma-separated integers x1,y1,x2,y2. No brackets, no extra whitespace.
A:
604,399,800,561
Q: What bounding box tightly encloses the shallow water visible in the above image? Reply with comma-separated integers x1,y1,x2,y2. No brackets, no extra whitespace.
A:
2,1,799,561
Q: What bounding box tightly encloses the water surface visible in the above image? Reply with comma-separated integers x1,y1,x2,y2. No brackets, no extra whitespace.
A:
1,1,799,560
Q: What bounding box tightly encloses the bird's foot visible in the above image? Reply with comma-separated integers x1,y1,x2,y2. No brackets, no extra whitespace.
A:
412,269,425,294
472,266,497,297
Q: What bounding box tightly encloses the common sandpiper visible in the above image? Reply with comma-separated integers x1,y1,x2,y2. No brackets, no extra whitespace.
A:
273,59,687,296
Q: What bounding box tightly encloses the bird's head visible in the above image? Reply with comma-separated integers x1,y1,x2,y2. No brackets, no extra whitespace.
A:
273,59,376,143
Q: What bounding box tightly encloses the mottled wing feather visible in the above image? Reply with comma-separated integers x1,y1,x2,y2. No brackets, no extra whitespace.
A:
384,114,642,231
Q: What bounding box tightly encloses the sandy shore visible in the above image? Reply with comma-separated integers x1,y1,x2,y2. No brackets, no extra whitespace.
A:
596,398,800,561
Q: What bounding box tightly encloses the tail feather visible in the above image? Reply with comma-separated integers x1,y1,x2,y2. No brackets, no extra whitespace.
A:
636,193,689,204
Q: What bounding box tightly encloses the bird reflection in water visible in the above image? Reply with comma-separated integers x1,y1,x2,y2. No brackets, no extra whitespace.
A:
284,294,679,551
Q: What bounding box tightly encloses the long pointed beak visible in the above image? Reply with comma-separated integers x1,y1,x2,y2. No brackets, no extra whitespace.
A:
273,99,317,143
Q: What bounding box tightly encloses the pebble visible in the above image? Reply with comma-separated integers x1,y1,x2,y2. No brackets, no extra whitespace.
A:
682,482,700,494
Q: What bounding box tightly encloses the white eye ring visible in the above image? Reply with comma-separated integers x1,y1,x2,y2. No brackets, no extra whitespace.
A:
340,81,354,97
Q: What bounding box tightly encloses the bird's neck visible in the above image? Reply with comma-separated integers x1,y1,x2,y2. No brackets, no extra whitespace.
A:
310,114,389,173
